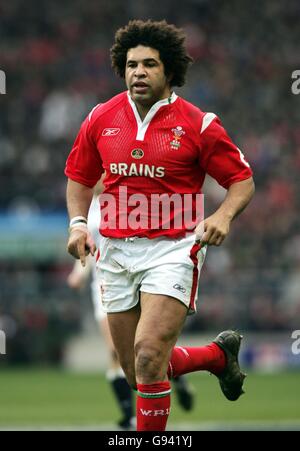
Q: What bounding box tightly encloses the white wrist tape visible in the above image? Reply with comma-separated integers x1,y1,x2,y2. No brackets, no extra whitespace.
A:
69,216,88,234
69,216,87,227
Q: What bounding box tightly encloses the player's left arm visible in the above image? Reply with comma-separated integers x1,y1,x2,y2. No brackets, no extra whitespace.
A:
196,114,255,246
196,176,255,246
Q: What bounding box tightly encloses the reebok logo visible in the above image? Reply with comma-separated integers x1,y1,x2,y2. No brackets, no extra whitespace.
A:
173,283,186,293
140,408,170,416
102,128,120,136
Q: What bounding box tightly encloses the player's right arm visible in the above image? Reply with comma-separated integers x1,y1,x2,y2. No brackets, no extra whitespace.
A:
66,179,96,267
65,108,104,266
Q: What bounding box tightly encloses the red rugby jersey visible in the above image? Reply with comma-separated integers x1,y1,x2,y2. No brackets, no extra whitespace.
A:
65,91,252,238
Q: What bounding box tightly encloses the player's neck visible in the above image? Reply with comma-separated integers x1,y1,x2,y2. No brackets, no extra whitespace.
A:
135,103,152,121
133,90,173,121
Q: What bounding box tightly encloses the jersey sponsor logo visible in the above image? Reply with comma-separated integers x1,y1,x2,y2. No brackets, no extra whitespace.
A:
131,148,144,159
110,162,165,178
102,128,120,136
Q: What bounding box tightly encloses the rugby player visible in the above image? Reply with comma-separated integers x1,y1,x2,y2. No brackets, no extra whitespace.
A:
65,20,254,431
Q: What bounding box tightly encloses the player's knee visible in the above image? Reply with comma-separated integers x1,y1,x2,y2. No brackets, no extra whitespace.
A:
135,340,165,382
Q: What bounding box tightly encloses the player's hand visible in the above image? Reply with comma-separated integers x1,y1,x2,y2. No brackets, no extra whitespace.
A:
67,226,96,267
195,212,231,247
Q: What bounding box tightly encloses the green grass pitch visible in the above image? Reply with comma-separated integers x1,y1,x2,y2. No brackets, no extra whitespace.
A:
0,369,299,429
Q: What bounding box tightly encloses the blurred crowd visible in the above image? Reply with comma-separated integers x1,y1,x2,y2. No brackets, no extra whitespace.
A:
1,0,300,360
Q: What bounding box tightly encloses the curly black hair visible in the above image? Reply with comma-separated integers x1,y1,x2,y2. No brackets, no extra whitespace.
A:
110,20,193,87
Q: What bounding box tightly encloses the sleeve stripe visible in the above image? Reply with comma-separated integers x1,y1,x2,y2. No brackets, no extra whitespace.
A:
200,112,217,134
88,103,101,122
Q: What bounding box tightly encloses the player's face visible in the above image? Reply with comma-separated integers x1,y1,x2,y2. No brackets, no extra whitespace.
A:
126,45,171,108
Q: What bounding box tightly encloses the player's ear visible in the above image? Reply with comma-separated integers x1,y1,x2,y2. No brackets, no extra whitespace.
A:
166,73,173,86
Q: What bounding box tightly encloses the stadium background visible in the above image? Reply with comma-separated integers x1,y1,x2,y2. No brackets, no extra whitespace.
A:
0,0,300,430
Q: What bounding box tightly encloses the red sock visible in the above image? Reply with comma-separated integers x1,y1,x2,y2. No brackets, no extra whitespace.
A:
168,343,226,378
136,381,171,431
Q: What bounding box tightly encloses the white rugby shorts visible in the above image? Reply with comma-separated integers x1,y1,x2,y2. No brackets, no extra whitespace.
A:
95,234,206,315
90,264,107,322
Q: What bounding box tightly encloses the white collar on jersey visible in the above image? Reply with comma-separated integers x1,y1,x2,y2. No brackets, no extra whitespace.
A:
127,91,178,141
